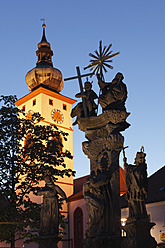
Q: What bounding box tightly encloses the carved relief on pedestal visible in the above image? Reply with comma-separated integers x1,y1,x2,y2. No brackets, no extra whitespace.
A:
82,133,124,171
78,110,130,132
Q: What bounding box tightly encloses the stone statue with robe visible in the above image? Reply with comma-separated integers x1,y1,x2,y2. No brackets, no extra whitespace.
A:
71,79,98,125
38,175,67,236
123,148,157,248
97,72,127,111
123,148,148,221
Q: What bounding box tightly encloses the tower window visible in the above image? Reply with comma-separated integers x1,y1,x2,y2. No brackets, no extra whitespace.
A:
22,105,25,111
33,99,36,106
63,104,67,111
49,99,53,106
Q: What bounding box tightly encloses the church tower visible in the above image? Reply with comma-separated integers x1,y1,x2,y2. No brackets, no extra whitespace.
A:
15,24,76,199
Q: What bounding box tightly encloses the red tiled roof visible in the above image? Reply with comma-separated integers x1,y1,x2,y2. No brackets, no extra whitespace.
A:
68,190,84,202
74,175,89,194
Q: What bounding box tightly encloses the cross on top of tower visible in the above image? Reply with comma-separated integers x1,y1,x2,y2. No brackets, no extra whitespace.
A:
41,18,46,27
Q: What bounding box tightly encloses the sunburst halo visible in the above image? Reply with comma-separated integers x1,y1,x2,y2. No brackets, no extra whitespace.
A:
84,40,120,80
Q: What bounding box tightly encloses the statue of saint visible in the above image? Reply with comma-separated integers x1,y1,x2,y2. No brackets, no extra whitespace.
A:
71,80,98,125
83,153,113,238
123,148,148,221
38,175,67,236
97,72,127,111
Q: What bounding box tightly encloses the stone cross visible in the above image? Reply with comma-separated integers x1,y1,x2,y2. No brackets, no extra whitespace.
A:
64,66,93,117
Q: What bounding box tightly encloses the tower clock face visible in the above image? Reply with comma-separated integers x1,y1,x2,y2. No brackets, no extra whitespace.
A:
51,109,64,124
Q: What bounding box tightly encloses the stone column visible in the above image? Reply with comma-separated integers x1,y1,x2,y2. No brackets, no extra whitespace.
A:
77,110,130,248
71,72,130,248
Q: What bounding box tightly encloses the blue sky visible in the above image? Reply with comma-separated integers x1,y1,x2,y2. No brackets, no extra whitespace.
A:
0,0,165,178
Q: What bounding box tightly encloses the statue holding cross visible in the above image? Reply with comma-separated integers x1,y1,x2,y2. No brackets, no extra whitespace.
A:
65,66,98,125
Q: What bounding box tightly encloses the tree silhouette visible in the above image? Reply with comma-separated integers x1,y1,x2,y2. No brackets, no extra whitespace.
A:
0,95,74,247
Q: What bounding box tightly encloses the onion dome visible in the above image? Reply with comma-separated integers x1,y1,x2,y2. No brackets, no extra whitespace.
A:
25,24,63,92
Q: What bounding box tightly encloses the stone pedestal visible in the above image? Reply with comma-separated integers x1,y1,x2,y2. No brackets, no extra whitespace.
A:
38,234,61,248
123,220,157,248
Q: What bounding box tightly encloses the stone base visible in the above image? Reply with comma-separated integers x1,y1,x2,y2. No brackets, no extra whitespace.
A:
83,235,122,248
38,234,61,248
123,220,157,248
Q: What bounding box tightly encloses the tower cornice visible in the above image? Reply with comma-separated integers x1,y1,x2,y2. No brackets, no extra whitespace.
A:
15,86,76,107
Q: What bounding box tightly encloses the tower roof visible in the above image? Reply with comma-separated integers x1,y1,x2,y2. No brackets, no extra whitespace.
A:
25,24,64,92
36,23,53,67
40,23,48,43
37,24,51,52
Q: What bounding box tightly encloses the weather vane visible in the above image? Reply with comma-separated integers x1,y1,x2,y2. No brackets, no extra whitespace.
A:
84,40,120,81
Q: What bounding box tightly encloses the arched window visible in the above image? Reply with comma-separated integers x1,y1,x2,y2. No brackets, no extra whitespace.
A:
74,207,83,248
52,132,63,153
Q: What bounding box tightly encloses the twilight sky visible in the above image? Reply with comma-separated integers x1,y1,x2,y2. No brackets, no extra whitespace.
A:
0,0,165,178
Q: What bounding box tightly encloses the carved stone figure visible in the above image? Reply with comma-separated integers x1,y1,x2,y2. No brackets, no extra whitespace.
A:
38,175,67,236
83,156,113,238
71,80,98,125
123,148,148,221
97,72,127,111
123,148,157,248
76,80,98,115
